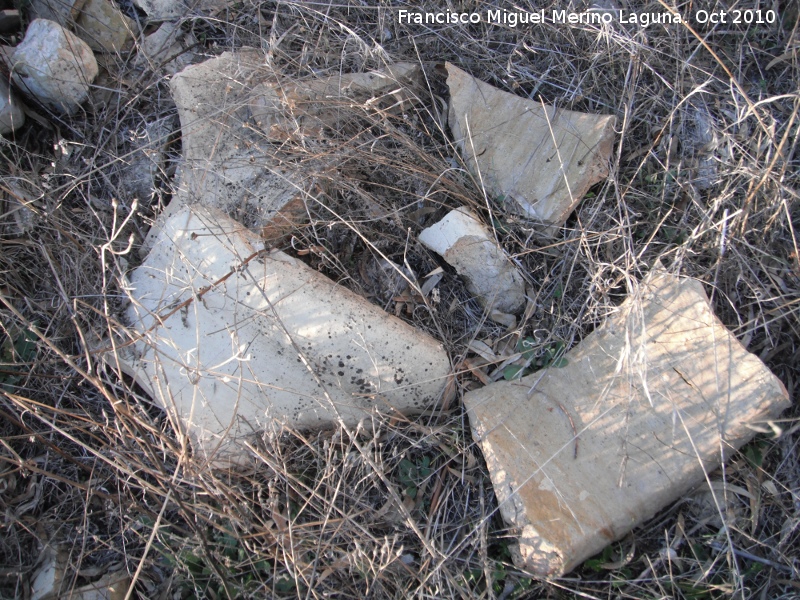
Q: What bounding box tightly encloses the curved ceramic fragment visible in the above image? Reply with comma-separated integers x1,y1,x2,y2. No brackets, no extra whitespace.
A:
124,206,451,464
464,267,789,576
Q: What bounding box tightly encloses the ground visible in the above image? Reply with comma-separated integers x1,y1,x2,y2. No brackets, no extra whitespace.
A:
0,1,798,598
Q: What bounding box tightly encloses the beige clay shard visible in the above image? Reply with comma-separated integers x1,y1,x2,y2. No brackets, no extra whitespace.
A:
123,206,451,465
463,267,790,576
146,53,423,251
446,63,616,228
419,207,526,314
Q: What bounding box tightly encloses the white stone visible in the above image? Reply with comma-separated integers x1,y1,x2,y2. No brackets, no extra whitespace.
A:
0,79,25,134
26,0,82,26
11,19,98,114
30,543,128,600
31,545,66,600
446,63,616,227
123,205,451,464
69,573,130,600
463,267,790,577
132,0,177,19
419,208,525,314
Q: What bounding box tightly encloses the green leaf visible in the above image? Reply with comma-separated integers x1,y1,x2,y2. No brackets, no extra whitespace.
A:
419,455,431,478
182,551,205,575
398,459,416,487
274,573,296,593
582,545,613,572
490,216,510,236
14,327,37,363
743,442,764,468
516,337,536,360
503,365,525,381
462,568,482,585
254,559,270,573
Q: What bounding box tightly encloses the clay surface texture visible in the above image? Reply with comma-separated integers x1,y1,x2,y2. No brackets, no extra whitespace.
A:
124,206,451,464
446,63,616,227
463,269,790,576
419,207,526,313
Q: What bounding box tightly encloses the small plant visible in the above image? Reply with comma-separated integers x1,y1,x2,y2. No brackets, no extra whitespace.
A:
503,337,568,381
155,522,288,599
0,323,37,391
397,454,432,500
741,438,768,469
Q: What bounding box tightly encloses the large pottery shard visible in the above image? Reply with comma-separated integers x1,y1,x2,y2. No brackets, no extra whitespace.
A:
463,268,789,577
124,206,450,464
154,50,311,251
148,52,422,250
445,63,616,227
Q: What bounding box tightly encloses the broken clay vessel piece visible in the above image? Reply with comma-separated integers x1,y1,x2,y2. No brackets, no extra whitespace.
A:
123,205,451,465
463,267,790,577
147,50,312,254
146,52,422,253
446,63,616,228
419,207,526,314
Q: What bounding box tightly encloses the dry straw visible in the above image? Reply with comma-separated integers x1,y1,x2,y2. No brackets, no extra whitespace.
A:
1,0,798,597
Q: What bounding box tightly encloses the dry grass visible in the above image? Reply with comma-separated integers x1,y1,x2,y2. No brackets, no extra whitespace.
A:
1,0,799,598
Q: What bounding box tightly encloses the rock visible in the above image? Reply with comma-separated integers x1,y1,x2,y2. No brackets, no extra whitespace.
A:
11,19,98,114
122,205,451,464
146,52,422,252
142,50,317,253
131,0,177,19
26,0,136,53
463,267,790,577
445,63,616,228
0,9,21,34
69,573,130,600
137,21,196,75
419,208,525,314
74,0,136,53
31,544,67,600
31,544,129,600
0,79,25,134
132,0,225,21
